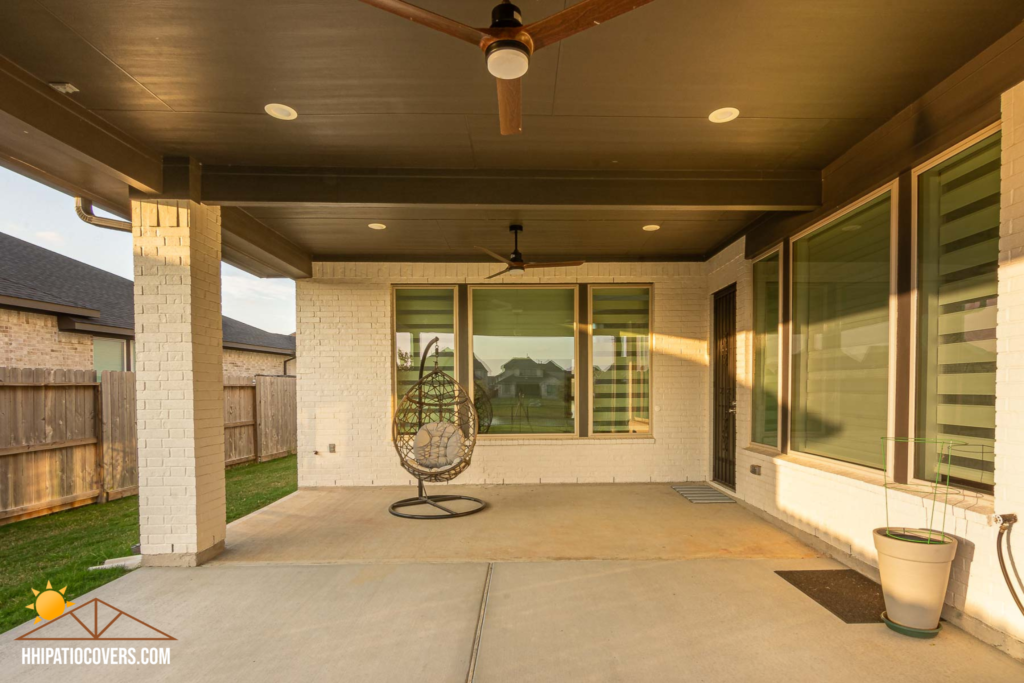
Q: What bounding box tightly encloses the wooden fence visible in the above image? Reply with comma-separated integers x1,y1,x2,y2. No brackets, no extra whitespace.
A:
0,367,296,525
224,375,297,466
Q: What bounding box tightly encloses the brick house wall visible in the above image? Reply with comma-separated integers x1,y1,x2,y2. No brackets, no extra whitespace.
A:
0,308,93,370
296,262,709,487
222,348,290,378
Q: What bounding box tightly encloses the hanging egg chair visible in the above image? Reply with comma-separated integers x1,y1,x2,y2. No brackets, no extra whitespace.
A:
390,337,486,519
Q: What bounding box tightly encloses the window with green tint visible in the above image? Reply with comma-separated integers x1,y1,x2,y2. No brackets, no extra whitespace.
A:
472,288,575,434
915,132,1000,491
394,289,456,399
752,254,780,447
93,338,126,374
791,193,891,468
591,287,651,434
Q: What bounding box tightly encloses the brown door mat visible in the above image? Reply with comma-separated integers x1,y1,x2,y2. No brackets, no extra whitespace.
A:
775,569,885,624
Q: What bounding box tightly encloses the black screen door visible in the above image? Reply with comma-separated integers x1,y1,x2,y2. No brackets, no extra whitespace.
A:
712,284,737,489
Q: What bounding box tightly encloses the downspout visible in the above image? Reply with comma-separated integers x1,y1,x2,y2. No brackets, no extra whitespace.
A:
284,356,295,376
75,197,131,232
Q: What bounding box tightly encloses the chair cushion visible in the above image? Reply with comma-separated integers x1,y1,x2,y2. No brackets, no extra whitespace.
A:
412,422,463,469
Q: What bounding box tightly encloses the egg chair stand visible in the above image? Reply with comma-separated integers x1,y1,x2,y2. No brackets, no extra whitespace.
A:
389,338,486,519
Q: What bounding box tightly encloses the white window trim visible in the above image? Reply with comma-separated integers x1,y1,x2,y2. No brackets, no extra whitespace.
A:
786,180,900,476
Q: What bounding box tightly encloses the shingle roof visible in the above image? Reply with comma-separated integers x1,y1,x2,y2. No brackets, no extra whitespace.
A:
0,232,295,354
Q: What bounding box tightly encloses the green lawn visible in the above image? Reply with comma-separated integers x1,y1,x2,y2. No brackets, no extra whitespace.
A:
0,454,297,635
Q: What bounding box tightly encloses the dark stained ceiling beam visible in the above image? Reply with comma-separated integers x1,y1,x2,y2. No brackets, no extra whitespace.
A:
201,167,822,213
744,19,1024,258
220,206,313,279
0,56,162,201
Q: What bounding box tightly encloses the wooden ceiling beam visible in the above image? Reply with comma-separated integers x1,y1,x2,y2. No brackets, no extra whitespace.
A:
201,167,822,213
220,206,313,279
0,56,162,198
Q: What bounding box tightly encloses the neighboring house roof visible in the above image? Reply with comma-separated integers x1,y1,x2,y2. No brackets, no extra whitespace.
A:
0,232,295,356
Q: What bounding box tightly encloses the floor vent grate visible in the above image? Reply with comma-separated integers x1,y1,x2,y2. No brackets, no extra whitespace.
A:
671,484,735,504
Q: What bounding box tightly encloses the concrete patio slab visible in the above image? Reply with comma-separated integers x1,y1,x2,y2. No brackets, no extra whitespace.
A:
0,563,488,682
214,483,818,564
474,559,1024,682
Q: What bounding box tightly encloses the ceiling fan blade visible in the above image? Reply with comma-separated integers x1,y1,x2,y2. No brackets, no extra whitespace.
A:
524,261,586,269
475,246,514,265
496,78,523,136
525,0,657,51
485,267,513,280
356,0,488,46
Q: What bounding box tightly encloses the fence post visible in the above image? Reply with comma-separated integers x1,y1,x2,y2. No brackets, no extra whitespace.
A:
254,376,263,463
95,370,107,503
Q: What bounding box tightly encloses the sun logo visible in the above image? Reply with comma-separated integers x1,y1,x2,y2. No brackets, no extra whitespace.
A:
25,581,74,624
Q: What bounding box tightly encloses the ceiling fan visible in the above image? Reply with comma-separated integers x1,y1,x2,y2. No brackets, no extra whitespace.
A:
477,225,584,278
356,0,657,135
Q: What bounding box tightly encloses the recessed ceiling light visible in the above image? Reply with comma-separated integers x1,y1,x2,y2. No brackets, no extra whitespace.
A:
643,224,661,232
368,223,387,230
708,107,740,123
264,103,298,120
841,224,862,232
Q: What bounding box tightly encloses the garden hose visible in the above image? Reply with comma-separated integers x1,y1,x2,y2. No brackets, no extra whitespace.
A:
997,513,1024,617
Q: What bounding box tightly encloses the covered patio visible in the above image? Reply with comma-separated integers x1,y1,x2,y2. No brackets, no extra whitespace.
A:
2,0,1024,678
3,484,1023,682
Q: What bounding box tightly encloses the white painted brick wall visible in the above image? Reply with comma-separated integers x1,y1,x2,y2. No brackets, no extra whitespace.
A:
296,262,708,486
133,199,226,562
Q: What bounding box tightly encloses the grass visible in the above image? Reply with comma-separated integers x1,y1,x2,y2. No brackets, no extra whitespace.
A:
0,454,297,635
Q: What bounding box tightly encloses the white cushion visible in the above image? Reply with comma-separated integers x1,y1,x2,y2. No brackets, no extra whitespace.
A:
412,422,463,469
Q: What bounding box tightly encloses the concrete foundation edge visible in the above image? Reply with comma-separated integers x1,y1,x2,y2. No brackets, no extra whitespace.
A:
141,540,225,568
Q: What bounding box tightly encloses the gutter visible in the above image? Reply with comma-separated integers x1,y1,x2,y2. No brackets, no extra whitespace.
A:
75,197,132,232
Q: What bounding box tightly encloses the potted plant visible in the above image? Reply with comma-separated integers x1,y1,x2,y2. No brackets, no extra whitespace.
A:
873,438,961,638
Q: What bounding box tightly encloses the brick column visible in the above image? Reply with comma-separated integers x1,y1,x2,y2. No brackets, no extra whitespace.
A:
133,195,226,566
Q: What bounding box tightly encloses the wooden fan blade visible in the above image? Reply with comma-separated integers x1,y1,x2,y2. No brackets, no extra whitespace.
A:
526,0,657,51
485,267,512,280
356,0,488,46
475,246,514,265
524,261,586,269
496,78,523,136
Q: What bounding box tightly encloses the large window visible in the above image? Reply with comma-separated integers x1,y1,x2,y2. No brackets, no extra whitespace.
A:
471,288,576,434
752,253,780,447
915,132,1000,490
591,286,651,434
791,192,892,468
394,288,456,399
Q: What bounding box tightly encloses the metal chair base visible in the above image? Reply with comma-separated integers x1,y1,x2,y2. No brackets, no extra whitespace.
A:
389,481,486,519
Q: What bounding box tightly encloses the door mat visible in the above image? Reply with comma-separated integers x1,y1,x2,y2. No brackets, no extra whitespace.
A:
671,484,735,504
775,569,885,624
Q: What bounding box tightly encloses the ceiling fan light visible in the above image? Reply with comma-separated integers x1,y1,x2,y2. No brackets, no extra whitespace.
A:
507,266,526,277
486,41,530,80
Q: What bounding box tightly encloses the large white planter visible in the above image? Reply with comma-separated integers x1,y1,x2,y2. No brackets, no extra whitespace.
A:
873,528,957,632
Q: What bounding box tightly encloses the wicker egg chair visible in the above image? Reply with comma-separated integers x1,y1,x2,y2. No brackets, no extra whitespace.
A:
390,338,486,519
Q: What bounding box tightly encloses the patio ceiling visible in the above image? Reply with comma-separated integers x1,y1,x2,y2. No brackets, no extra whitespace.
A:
0,1,1023,268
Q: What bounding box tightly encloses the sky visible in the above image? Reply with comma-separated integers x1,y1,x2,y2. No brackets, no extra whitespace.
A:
0,167,296,335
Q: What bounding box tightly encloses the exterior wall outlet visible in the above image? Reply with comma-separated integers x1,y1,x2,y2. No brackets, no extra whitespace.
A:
328,443,336,453
750,464,762,475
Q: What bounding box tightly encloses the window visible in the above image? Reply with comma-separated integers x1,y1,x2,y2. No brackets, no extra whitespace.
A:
471,288,576,434
394,288,456,400
591,286,651,434
752,253,780,447
791,192,892,468
915,132,1000,490
93,338,126,373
